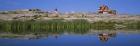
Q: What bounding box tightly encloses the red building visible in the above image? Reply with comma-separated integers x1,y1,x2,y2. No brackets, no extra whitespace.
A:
98,5,117,15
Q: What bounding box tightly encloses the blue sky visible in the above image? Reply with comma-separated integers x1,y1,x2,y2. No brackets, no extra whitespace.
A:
0,0,140,14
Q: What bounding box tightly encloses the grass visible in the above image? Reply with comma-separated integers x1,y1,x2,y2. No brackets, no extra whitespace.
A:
0,19,140,33
0,34,20,38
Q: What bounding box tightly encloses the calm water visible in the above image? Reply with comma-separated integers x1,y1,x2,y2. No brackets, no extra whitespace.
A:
0,30,140,46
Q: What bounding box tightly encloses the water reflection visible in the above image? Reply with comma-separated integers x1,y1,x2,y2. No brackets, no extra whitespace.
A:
0,30,140,46
0,30,118,41
98,32,117,42
0,30,139,41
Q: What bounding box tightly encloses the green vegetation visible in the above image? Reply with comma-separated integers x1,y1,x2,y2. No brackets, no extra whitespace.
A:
0,19,140,33
0,34,20,38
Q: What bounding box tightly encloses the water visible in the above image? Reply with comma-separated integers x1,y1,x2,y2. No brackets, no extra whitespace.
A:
0,30,140,46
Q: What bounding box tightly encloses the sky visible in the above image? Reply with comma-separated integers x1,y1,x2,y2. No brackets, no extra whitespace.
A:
0,0,140,14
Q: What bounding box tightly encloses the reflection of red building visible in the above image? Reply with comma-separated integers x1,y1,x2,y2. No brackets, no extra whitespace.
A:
98,5,117,15
98,32,117,42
